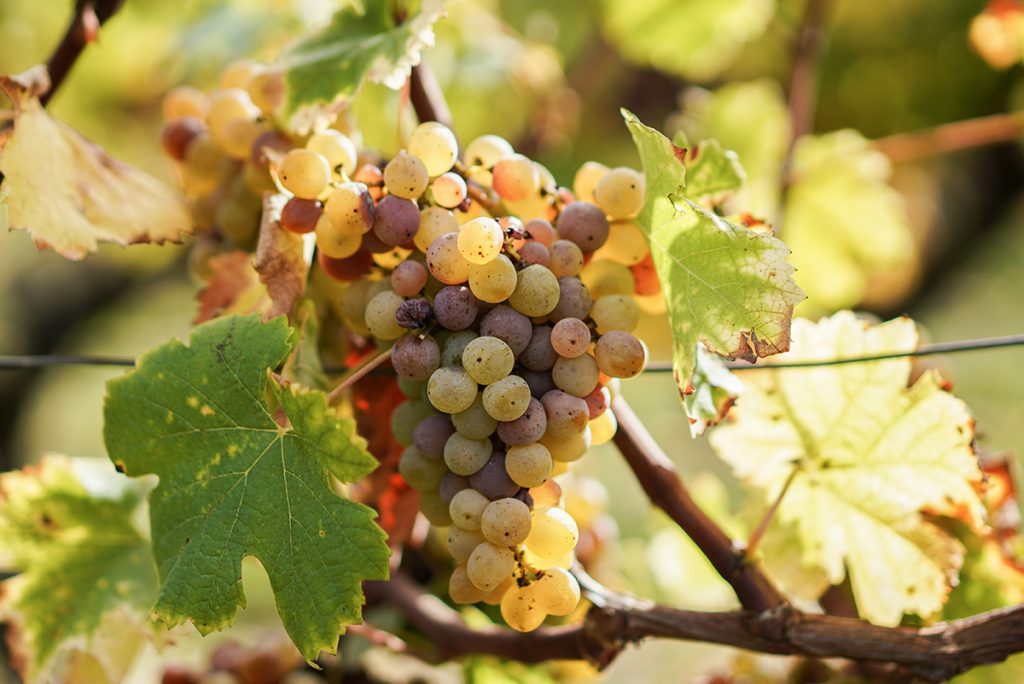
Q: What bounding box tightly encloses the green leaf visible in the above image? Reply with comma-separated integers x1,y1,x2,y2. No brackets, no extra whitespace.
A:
623,109,804,391
710,311,986,626
680,139,746,202
684,345,744,436
601,0,775,81
103,314,389,660
0,456,158,684
280,0,446,123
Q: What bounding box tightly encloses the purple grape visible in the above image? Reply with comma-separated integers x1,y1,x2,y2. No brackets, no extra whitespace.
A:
496,397,547,446
469,453,520,499
373,195,420,246
439,471,470,504
541,389,589,439
556,200,609,251
396,298,432,329
479,305,532,357
391,334,440,382
519,369,555,398
519,325,557,372
413,414,455,459
549,277,592,322
433,286,479,331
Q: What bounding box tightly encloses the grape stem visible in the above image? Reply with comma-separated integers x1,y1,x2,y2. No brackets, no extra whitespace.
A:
42,0,126,107
409,64,453,130
325,347,393,405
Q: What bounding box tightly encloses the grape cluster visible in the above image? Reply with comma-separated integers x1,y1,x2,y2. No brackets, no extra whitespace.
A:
160,60,658,633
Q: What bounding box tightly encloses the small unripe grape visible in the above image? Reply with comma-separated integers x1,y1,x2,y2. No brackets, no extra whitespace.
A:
441,331,478,368
594,330,646,378
462,336,515,385
420,489,453,526
444,432,494,476
307,129,358,176
415,207,459,252
384,151,429,199
449,565,487,604
492,154,539,201
540,426,591,462
279,148,331,199
398,446,446,490
551,354,600,397
452,395,498,440
509,264,560,318
448,527,486,563
206,88,259,149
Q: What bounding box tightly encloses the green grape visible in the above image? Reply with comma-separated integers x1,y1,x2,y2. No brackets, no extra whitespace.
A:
594,330,646,378
522,546,574,571
450,488,490,530
457,217,504,265
550,318,592,359
524,507,579,560
427,366,478,414
467,542,516,591
279,148,331,199
482,375,532,421
420,489,453,526
508,264,560,318
307,129,357,176
540,426,591,462
500,582,547,632
548,240,584,278
464,134,514,185
449,565,487,604
220,117,265,160
492,153,539,201
552,354,600,397
581,258,634,299
384,151,429,199
593,167,644,220
572,160,609,205
480,498,532,546
408,122,459,177
398,446,446,490
206,88,259,151
448,527,486,563
324,182,375,236
431,172,467,209
462,336,515,385
596,220,648,266
181,134,229,198
589,409,617,446
452,394,498,439
364,290,406,340
390,398,436,446
426,232,471,285
415,207,459,252
532,567,581,616
590,294,640,334
443,433,493,476
163,85,208,120
505,443,553,488
441,330,479,367
397,376,426,399
336,279,373,335
483,576,515,606
468,254,518,304
315,213,362,259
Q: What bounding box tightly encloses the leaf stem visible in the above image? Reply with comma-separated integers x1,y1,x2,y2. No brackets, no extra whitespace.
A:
326,347,393,405
744,464,799,559
873,111,1024,163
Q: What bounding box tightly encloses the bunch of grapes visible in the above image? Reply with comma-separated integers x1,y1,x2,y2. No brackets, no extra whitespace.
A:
159,59,659,633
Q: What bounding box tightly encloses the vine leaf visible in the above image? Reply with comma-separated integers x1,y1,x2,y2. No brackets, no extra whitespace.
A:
0,456,159,684
279,0,446,125
680,139,746,203
194,250,270,324
623,109,804,394
103,314,390,661
709,311,986,626
254,193,311,321
684,345,744,436
0,69,191,261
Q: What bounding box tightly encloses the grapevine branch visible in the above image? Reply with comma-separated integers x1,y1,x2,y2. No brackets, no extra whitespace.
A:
873,111,1024,163
42,0,125,106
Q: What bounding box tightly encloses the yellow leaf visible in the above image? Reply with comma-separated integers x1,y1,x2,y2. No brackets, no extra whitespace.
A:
0,76,190,260
710,311,985,626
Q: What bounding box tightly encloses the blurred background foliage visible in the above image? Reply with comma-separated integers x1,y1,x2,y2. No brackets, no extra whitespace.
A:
3,0,1024,681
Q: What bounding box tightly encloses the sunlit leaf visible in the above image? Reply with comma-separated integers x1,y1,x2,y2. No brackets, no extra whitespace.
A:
710,311,985,626
0,456,158,684
254,193,311,321
0,71,191,261
103,314,390,660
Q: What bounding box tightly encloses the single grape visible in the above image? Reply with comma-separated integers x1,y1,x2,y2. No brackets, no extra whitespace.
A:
496,397,547,446
353,164,384,198
449,565,487,604
479,306,533,356
249,130,292,168
525,507,579,560
324,182,376,236
457,217,504,265
481,498,532,546
573,160,609,204
246,69,284,115
426,232,471,285
523,218,556,246
467,542,516,592
504,442,553,488
361,229,393,254
420,489,453,526
540,426,591,462
483,576,515,606
433,285,479,331
431,172,468,208
452,394,498,440
450,488,490,530
548,240,584,278
415,207,459,252
590,294,640,334
444,432,494,476
594,330,646,378
207,88,259,152
470,453,521,499
181,134,229,197
520,369,556,398
519,325,558,372
280,197,322,234
550,317,592,359
413,414,455,459
541,390,590,439
557,201,610,251
482,375,532,421
549,277,592,323
426,366,478,414
500,583,547,632
468,254,518,304
391,399,436,446
581,258,635,299
508,264,560,318
551,354,600,397
593,167,644,220
395,297,432,329
391,334,441,381
365,290,406,340
307,129,358,176
163,85,208,120
316,214,362,259
408,122,459,176
398,446,446,490
532,567,581,616
597,220,648,265
220,59,264,89
161,116,205,161
440,330,479,367
492,154,539,201
589,409,617,446
373,195,420,246
448,526,486,563
518,241,551,267
317,249,373,282
279,148,331,199
530,479,563,510
391,260,428,296
384,151,429,199
583,385,610,419
462,336,515,385
464,134,514,184
439,471,470,504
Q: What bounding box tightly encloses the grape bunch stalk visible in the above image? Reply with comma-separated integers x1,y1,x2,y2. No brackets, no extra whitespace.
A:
159,60,659,632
